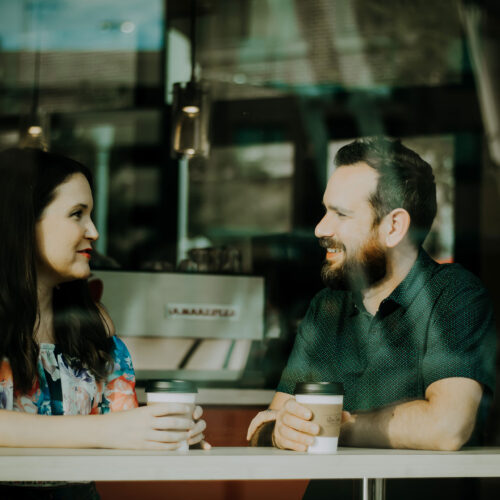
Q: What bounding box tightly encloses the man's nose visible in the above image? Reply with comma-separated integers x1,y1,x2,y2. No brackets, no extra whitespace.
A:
315,213,335,238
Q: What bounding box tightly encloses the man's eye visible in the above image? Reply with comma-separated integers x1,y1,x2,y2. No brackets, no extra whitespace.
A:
337,212,346,218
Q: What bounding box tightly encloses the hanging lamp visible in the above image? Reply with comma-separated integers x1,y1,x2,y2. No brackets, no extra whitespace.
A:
19,2,48,151
172,0,210,157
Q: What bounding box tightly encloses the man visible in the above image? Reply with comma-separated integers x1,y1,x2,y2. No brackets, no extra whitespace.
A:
247,137,496,459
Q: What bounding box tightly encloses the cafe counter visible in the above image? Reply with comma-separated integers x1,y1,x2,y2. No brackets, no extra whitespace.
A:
2,447,500,481
2,447,500,500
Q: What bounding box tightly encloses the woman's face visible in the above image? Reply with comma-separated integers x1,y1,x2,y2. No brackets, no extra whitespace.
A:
36,173,99,287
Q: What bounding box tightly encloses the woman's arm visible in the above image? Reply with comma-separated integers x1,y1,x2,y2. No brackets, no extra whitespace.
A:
0,403,207,450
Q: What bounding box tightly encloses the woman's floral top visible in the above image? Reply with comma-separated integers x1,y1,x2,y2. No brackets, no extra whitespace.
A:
0,336,138,415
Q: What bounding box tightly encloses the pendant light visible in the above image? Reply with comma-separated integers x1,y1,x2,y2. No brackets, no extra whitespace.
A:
172,0,210,158
20,2,48,151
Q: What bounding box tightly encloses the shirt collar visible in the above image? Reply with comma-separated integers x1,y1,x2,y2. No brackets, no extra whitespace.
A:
382,247,438,311
350,291,366,316
348,247,438,316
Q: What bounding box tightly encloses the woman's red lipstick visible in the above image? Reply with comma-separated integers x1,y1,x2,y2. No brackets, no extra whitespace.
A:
77,248,92,259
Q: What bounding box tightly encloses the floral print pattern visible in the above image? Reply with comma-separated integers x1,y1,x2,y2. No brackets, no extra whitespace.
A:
0,336,138,415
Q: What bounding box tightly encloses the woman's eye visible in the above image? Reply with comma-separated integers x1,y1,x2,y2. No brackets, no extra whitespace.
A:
71,210,83,219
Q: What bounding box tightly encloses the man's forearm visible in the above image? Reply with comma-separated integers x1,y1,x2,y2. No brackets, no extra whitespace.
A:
339,405,392,448
340,398,473,451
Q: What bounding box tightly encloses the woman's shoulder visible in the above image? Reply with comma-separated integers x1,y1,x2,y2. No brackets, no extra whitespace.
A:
106,335,135,381
0,358,13,389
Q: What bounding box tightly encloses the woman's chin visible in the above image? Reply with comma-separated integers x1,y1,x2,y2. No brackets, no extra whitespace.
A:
61,266,92,282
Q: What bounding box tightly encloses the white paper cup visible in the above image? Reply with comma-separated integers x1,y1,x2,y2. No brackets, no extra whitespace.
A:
295,382,344,454
145,379,198,452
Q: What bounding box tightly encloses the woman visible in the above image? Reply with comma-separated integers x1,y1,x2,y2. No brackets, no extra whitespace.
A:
0,148,208,499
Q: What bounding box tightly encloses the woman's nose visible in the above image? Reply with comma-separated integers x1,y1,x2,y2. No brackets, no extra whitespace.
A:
85,220,99,241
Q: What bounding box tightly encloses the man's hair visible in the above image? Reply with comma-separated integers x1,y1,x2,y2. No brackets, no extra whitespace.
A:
0,148,113,393
334,137,437,247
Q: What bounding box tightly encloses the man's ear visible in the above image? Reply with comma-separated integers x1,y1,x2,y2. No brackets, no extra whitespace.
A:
380,208,411,248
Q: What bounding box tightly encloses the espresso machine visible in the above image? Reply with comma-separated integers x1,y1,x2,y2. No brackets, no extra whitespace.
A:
91,270,265,384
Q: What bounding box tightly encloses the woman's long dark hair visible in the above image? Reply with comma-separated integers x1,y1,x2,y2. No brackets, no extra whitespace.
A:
0,147,113,394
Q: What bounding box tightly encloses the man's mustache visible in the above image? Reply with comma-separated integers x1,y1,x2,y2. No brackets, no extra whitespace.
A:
318,237,345,251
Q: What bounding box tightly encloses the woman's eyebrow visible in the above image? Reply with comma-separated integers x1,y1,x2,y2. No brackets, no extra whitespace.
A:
69,203,89,210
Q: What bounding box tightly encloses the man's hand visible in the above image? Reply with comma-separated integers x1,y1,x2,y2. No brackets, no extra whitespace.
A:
246,408,278,444
247,392,352,451
273,398,319,451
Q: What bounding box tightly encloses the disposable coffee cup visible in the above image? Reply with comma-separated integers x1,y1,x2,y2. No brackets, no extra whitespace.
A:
145,379,198,452
294,381,344,454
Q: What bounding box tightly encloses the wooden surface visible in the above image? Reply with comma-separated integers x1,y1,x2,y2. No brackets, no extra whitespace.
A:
1,447,500,482
202,405,262,446
97,480,309,500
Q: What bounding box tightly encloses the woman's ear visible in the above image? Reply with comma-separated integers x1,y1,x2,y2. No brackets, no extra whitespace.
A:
381,208,411,248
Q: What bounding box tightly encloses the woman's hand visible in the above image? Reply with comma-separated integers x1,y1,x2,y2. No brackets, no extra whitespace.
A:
102,403,209,451
190,405,211,450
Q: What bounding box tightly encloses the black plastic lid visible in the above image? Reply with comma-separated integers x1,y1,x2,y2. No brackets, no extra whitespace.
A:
294,381,344,395
145,379,198,393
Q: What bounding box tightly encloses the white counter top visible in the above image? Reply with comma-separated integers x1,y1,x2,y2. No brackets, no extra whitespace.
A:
136,387,274,406
1,447,500,482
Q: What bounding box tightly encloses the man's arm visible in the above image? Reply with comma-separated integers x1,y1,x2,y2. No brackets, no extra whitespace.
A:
340,377,483,451
248,377,482,451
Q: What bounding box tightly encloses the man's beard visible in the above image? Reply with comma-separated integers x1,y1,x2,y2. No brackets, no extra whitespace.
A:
319,235,387,291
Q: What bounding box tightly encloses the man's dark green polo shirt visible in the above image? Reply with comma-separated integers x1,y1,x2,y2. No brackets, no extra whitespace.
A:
277,249,496,441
